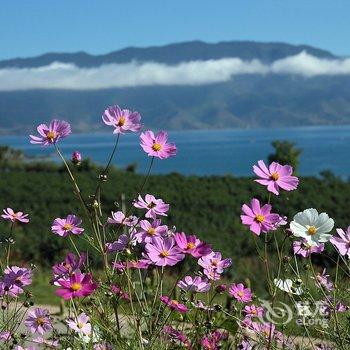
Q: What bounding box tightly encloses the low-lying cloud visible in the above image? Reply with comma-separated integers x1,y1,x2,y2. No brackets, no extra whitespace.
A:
1,51,350,91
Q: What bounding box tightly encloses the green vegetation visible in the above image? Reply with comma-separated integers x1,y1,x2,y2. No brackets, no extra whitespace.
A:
0,157,348,268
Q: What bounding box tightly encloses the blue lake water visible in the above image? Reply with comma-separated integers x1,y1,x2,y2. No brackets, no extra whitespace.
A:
0,125,349,177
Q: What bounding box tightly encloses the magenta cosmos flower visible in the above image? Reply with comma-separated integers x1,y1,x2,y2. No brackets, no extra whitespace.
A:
30,119,71,146
253,160,299,195
144,237,185,266
160,296,188,313
229,283,252,303
198,252,232,280
55,271,98,300
293,239,324,258
134,194,169,219
52,252,86,284
1,208,29,224
243,304,264,318
51,214,84,237
105,234,129,253
330,226,350,258
177,276,211,293
174,232,212,258
241,198,282,235
140,130,177,159
136,219,168,243
2,266,32,295
24,308,52,335
102,105,141,134
71,151,82,164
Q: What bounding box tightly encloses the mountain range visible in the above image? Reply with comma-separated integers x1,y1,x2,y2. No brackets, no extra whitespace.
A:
0,40,350,135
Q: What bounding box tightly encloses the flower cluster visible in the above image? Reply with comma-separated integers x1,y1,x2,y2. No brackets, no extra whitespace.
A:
1,104,348,350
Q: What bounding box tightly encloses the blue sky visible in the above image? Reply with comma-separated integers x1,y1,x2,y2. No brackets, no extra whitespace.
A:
1,0,349,60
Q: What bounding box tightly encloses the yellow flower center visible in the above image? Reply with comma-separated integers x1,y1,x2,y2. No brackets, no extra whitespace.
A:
116,116,125,127
212,259,219,267
251,309,257,314
271,172,280,181
171,300,179,305
255,214,265,223
152,143,162,151
63,263,72,270
160,250,169,257
63,223,73,231
308,226,317,235
36,317,45,326
147,202,156,209
237,291,244,297
186,242,196,249
77,322,84,329
147,228,156,236
46,131,56,140
71,282,82,291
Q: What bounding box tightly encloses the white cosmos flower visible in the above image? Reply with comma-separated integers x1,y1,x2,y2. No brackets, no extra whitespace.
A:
290,208,334,246
274,278,303,295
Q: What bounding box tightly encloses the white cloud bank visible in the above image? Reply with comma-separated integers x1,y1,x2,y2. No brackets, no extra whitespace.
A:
1,51,350,91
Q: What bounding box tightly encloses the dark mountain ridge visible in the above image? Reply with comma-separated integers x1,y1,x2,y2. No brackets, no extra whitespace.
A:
0,40,336,68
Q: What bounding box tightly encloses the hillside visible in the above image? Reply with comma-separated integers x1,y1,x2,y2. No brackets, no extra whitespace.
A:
0,40,350,134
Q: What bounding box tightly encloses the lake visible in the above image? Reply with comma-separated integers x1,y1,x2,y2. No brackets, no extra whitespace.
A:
0,125,349,177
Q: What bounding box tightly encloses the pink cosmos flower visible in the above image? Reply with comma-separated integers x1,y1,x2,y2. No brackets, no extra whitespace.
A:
293,239,324,258
30,119,71,146
134,194,169,219
140,130,177,159
71,151,82,164
198,252,232,280
136,219,168,243
253,160,299,195
177,276,211,293
24,308,52,335
174,232,212,258
107,211,138,227
201,331,228,350
191,300,214,311
102,105,141,134
52,252,86,283
241,198,282,235
258,322,276,340
229,283,252,303
51,214,84,237
32,337,58,348
163,326,191,349
0,331,11,342
66,312,91,336
14,346,38,350
2,266,32,295
330,226,350,258
1,208,29,223
111,284,130,301
55,271,98,300
144,237,185,266
160,296,188,313
112,259,150,272
313,269,334,291
243,304,264,318
105,234,129,253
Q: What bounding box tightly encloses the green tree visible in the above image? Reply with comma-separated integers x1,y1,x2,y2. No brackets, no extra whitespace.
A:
268,140,302,173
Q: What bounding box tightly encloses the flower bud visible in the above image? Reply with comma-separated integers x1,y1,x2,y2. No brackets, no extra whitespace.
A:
71,151,82,164
215,284,227,293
